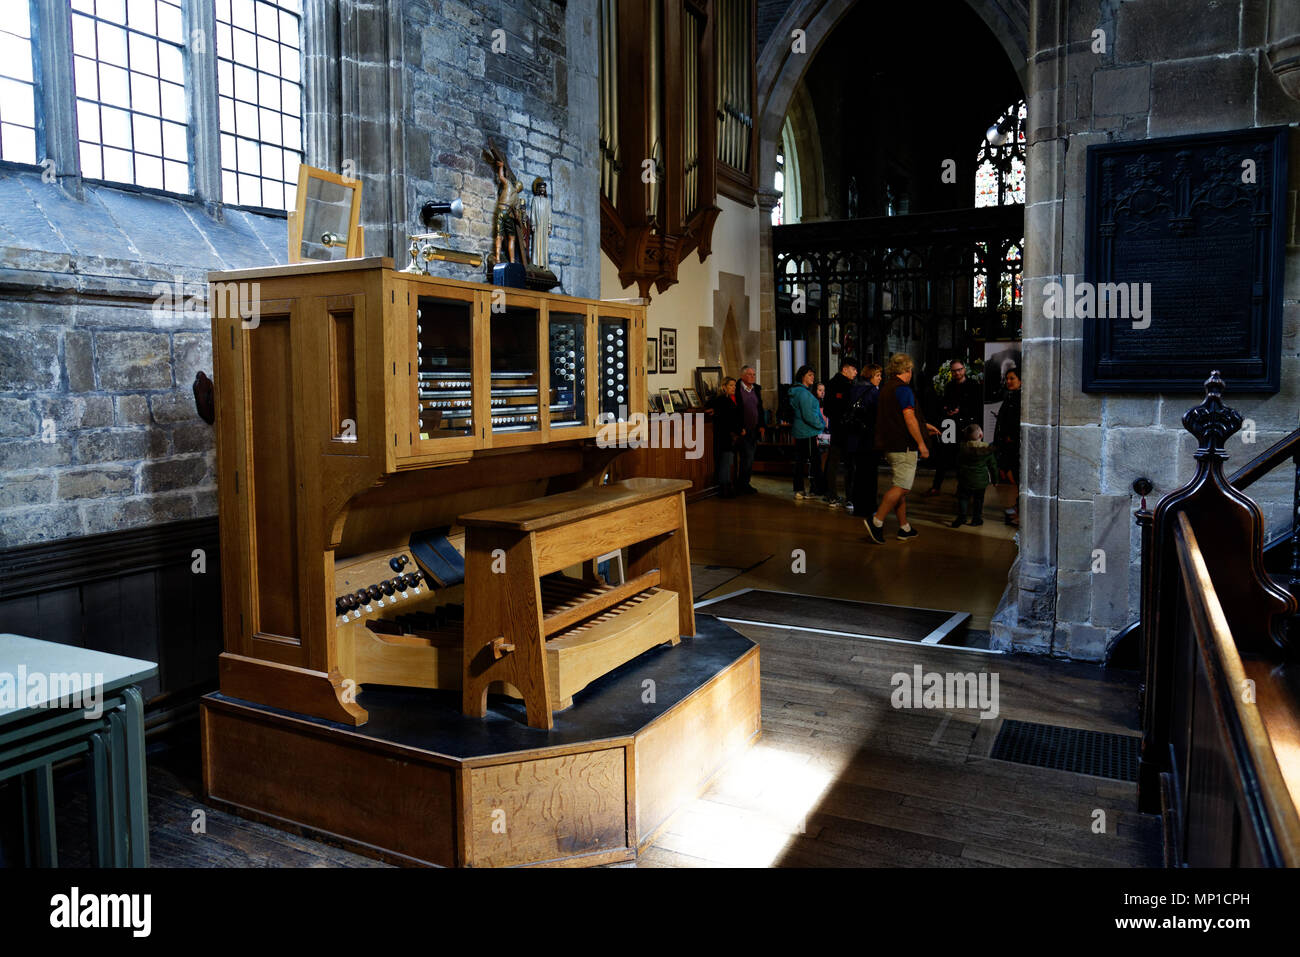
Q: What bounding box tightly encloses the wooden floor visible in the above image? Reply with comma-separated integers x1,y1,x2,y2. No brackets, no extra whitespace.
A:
634,622,1158,867
690,474,1018,630
31,477,1159,868
635,479,1158,867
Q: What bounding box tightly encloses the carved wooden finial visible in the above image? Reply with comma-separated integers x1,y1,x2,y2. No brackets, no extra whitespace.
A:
1181,369,1243,458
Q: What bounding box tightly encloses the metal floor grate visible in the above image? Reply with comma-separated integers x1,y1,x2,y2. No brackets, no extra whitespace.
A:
990,719,1140,782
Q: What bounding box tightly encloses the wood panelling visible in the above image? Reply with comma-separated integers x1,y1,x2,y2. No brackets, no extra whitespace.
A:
197,628,759,867
466,749,628,867
247,314,302,644
0,517,224,705
635,646,761,844
607,417,717,501
202,702,458,867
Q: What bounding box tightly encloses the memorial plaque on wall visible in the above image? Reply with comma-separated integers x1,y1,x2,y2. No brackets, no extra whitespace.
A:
1082,127,1288,393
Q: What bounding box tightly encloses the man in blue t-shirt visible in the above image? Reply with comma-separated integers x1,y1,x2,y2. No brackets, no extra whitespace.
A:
865,353,940,544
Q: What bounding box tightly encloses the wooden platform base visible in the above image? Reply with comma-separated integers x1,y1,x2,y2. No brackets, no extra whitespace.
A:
201,619,760,867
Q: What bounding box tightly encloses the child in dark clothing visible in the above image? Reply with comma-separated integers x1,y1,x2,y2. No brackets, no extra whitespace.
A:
950,423,998,527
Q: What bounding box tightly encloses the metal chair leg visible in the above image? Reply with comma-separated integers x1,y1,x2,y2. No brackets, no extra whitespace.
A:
122,687,149,867
108,708,128,867
31,764,57,868
86,730,112,867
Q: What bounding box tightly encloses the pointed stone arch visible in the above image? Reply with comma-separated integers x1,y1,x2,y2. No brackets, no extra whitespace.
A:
753,0,1029,393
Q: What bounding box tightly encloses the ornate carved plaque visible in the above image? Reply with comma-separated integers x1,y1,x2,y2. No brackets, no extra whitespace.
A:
1082,127,1288,393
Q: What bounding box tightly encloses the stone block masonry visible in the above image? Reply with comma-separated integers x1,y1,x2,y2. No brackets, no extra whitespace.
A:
399,0,600,299
997,0,1300,660
0,287,220,547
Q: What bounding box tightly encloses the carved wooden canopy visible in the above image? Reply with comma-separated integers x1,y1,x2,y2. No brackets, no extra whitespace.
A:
598,0,757,298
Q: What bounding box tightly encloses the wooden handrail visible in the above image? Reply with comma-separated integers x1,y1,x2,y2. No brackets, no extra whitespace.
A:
1228,426,1300,492
1173,513,1300,866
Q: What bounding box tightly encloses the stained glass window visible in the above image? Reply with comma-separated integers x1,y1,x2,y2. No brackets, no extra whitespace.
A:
772,149,784,226
972,243,988,308
1005,241,1023,307
975,100,1026,209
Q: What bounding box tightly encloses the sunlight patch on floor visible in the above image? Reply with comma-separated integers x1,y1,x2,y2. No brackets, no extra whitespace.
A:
652,743,844,866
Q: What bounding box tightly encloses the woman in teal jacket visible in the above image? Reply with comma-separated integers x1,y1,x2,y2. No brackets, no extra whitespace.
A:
789,365,826,499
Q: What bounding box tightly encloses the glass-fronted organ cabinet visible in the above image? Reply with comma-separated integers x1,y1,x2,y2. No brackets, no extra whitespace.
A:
489,305,542,435
417,295,475,441
548,312,587,430
599,316,629,421
409,285,639,453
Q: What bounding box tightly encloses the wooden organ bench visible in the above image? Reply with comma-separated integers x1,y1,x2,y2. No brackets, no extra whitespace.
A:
461,477,694,729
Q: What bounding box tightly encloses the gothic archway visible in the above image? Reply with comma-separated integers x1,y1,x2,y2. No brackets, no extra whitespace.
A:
753,0,1029,392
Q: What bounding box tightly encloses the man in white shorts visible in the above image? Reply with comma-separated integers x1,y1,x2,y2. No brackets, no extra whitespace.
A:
865,353,940,544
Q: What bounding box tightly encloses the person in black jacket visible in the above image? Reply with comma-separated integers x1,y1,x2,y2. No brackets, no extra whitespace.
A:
734,365,764,494
926,358,983,495
821,358,859,508
707,377,744,497
848,363,882,515
993,368,1021,526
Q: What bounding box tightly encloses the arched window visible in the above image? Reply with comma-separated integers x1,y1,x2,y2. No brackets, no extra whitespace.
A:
975,100,1026,208
773,116,802,226
973,101,1026,318
773,149,784,226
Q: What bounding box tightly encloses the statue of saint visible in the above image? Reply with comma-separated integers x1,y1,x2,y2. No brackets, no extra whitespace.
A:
483,143,525,265
529,178,552,270
493,160,524,264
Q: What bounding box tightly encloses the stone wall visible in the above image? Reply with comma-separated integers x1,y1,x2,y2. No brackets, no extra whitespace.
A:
995,0,1300,659
0,0,601,550
399,0,600,298
0,172,287,548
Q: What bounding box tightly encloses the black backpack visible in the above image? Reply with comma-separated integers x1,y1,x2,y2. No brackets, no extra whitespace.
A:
840,388,875,434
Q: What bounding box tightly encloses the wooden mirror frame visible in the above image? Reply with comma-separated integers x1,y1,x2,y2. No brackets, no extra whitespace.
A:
288,164,365,263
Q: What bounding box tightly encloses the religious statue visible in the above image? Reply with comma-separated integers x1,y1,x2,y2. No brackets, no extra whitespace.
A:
529,178,552,271
483,142,525,266
480,141,560,291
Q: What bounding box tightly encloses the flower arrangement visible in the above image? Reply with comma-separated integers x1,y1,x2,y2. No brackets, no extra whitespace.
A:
933,357,984,396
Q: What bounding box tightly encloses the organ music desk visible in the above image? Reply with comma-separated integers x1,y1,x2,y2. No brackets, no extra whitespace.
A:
199,259,761,866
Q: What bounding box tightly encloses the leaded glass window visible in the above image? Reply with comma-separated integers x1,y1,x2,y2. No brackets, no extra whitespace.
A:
975,100,1026,209
71,0,190,192
215,0,303,210
0,3,37,165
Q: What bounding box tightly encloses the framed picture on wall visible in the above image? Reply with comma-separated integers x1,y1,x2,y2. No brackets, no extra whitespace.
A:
695,366,722,401
647,337,658,374
659,387,675,413
659,328,677,373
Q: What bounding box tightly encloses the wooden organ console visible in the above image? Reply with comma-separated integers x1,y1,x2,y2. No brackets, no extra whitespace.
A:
201,258,761,867
206,257,663,726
